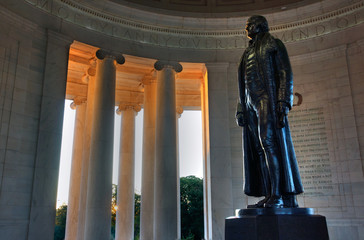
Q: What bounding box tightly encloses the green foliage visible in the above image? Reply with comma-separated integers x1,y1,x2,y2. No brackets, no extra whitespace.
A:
134,193,141,239
181,232,195,240
111,184,117,237
180,176,204,240
54,204,67,240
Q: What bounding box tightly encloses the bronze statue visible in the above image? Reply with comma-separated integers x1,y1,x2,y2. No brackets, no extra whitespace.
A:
236,15,303,208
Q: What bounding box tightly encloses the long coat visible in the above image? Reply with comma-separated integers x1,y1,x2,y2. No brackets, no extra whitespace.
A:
237,32,303,197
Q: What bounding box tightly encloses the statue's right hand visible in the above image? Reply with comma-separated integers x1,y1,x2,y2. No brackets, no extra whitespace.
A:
236,113,246,127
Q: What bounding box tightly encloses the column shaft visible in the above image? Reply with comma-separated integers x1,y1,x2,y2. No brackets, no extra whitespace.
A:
176,108,183,240
154,63,180,240
140,80,157,240
116,107,137,240
65,101,86,240
204,63,234,240
77,71,96,240
84,56,116,240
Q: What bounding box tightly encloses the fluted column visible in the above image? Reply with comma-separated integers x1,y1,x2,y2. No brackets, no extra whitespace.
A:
154,60,183,240
84,49,125,240
140,72,157,240
65,98,87,240
115,104,141,240
77,64,96,240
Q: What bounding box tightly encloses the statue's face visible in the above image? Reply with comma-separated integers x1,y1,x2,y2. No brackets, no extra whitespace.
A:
245,20,260,39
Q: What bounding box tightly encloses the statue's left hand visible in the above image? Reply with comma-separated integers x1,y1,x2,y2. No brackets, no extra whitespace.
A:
276,102,289,128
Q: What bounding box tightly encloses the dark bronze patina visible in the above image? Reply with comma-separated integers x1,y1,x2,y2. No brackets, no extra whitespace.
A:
236,15,303,208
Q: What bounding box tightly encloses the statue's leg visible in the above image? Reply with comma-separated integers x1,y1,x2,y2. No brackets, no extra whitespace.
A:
246,106,271,208
283,194,298,208
256,99,283,208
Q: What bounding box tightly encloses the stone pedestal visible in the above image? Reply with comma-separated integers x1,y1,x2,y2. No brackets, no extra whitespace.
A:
225,208,329,240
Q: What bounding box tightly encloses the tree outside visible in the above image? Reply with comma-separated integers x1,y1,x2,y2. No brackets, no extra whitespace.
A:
54,177,203,240
180,176,204,240
54,204,67,240
54,185,141,240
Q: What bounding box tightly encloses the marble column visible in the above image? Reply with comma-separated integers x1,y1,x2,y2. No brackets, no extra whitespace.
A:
176,106,184,240
77,64,96,240
140,72,157,240
203,63,234,240
154,60,182,240
115,104,141,240
28,30,72,240
84,49,124,240
65,99,87,240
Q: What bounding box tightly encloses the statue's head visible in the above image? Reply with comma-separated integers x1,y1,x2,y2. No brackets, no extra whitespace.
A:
245,15,269,39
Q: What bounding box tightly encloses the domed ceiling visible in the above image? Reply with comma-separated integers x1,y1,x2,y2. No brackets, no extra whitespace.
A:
110,0,321,15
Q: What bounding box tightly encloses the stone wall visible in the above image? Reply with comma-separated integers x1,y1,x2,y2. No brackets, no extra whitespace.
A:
0,8,47,239
289,44,364,239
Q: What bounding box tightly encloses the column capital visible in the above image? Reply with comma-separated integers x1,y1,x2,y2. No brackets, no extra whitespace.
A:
82,66,97,83
116,103,142,115
96,49,125,65
70,97,86,110
176,106,184,119
154,60,183,73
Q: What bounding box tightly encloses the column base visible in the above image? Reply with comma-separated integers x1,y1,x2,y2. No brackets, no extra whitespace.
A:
225,208,329,240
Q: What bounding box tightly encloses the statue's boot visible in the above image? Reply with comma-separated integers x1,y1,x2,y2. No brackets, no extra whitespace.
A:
283,195,298,208
263,145,283,208
264,195,283,208
247,196,270,208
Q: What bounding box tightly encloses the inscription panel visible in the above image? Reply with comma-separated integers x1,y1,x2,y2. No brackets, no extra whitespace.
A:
23,0,364,49
289,107,334,196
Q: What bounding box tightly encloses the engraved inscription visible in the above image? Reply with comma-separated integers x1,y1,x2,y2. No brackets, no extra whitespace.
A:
24,0,364,49
289,107,333,196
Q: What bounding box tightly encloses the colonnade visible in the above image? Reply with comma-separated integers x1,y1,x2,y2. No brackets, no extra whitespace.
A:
65,53,183,240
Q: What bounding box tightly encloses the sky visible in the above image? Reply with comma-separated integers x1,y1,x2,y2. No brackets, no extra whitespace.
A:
56,100,203,208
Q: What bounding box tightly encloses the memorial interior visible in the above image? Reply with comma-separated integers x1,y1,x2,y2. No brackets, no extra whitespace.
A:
0,0,364,239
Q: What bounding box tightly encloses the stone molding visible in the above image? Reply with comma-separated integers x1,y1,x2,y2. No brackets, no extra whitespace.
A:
21,0,364,49
31,0,364,36
154,60,183,73
205,62,229,72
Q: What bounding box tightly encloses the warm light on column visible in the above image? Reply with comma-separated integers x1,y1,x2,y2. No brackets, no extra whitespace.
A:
84,49,125,240
154,60,182,240
115,103,141,240
65,97,86,240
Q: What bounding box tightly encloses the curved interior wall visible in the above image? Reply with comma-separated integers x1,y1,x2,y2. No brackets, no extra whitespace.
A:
0,0,363,239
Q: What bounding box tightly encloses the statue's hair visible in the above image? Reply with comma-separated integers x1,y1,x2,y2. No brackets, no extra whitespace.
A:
247,15,269,33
